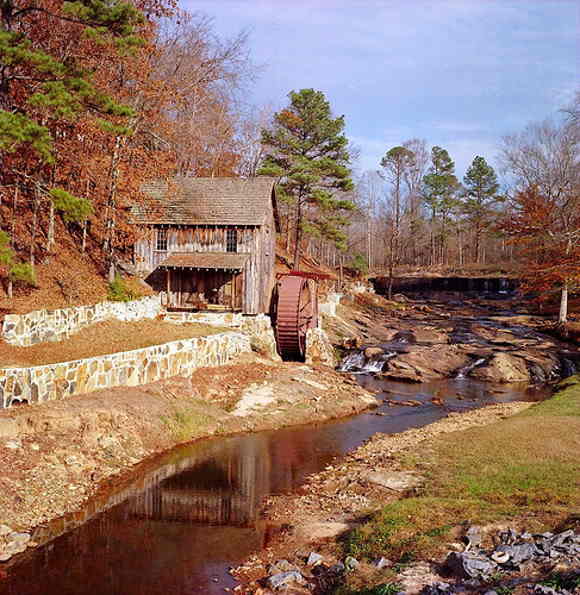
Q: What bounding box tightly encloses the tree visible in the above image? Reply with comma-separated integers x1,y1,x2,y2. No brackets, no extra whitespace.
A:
500,112,579,322
259,88,354,269
422,146,459,266
402,138,429,266
502,186,580,323
380,145,415,298
0,0,142,158
461,156,501,263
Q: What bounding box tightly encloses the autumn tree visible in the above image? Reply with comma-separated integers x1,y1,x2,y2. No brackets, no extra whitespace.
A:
461,155,501,263
259,88,354,269
0,0,155,283
500,110,579,322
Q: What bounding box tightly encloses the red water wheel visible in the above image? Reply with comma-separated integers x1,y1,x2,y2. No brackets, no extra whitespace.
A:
274,275,318,360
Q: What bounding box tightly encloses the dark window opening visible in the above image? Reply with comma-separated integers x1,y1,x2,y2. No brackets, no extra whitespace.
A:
226,228,238,253
156,227,168,251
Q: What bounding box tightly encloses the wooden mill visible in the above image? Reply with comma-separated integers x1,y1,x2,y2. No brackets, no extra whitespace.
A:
132,176,319,360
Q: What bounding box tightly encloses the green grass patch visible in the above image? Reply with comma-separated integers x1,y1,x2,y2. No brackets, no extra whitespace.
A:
522,376,580,418
343,376,580,568
160,406,210,442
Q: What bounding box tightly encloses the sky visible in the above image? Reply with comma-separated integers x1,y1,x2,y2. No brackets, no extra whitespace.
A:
183,0,579,180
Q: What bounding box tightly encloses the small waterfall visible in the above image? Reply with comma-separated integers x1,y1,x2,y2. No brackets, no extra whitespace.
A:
338,350,396,374
337,351,366,372
455,357,487,379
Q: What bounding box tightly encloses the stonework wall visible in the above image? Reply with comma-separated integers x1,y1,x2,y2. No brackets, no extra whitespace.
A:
1,296,162,347
305,327,336,368
164,312,281,361
0,331,250,408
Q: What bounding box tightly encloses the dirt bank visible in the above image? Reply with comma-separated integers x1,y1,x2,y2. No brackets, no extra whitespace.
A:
0,353,377,560
0,319,224,367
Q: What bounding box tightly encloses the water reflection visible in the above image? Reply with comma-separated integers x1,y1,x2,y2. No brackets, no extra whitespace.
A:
0,377,551,595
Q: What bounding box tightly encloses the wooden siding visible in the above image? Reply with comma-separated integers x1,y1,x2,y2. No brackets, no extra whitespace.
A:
135,223,275,315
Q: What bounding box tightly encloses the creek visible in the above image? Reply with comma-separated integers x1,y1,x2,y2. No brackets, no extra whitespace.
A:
0,374,551,595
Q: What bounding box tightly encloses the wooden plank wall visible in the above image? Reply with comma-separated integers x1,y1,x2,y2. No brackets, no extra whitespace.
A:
135,225,265,314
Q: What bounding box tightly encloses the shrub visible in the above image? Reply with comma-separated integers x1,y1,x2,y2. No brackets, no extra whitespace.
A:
8,262,36,287
349,252,369,275
107,273,141,302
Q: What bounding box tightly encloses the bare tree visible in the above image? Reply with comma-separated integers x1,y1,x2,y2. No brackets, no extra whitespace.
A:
500,111,580,322
236,104,273,177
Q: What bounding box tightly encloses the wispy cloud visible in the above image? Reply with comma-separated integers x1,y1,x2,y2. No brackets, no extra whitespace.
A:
184,0,579,177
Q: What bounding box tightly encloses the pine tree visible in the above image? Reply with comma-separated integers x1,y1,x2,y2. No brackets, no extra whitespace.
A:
0,0,143,263
259,89,354,269
422,146,459,265
461,156,501,264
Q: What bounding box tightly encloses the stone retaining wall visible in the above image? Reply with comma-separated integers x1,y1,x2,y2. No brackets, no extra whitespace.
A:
0,331,251,408
1,296,162,347
164,312,281,361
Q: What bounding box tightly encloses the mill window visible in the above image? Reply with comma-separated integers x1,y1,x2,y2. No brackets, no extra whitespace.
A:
226,228,238,253
156,227,168,251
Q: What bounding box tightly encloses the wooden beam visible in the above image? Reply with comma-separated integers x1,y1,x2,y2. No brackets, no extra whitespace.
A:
166,268,171,306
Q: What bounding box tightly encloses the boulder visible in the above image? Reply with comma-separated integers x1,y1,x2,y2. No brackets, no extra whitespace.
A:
364,470,423,491
364,346,384,358
385,345,471,382
413,327,449,345
444,551,496,580
471,353,530,383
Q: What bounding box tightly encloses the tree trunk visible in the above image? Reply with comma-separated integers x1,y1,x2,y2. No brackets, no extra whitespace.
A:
81,221,87,254
104,136,123,280
47,200,55,254
10,186,18,244
29,186,40,267
292,197,302,270
558,280,568,324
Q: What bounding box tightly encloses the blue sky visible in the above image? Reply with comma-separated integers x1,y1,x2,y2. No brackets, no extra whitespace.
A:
184,0,578,179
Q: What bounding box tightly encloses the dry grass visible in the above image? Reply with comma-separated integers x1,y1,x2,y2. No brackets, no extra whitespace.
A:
344,376,580,564
0,319,226,367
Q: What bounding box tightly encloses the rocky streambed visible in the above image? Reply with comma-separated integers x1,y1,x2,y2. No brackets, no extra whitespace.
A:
333,293,579,385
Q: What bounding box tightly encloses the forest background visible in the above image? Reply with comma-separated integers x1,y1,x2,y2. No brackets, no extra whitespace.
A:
0,0,578,321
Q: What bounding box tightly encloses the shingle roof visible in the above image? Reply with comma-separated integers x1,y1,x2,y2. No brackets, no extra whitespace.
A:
132,177,276,226
159,252,250,270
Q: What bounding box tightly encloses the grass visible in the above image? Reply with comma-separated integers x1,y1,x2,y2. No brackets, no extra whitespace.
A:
343,376,580,566
160,405,212,442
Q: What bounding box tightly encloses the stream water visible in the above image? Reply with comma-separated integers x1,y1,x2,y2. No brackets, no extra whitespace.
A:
0,375,551,595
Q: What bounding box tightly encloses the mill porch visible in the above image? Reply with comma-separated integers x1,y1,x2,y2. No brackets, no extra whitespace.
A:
159,252,249,312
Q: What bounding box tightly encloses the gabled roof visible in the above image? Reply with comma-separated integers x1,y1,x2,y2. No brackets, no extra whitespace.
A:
132,176,277,226
159,252,250,270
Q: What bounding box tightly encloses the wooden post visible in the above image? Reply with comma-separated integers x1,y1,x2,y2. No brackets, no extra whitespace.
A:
231,271,235,310
166,268,171,306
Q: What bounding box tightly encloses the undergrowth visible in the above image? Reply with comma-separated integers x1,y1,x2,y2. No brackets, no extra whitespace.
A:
107,274,143,302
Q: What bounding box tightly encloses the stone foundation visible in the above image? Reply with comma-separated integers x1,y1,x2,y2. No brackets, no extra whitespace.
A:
305,328,336,367
1,296,162,347
0,331,250,408
164,312,281,361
